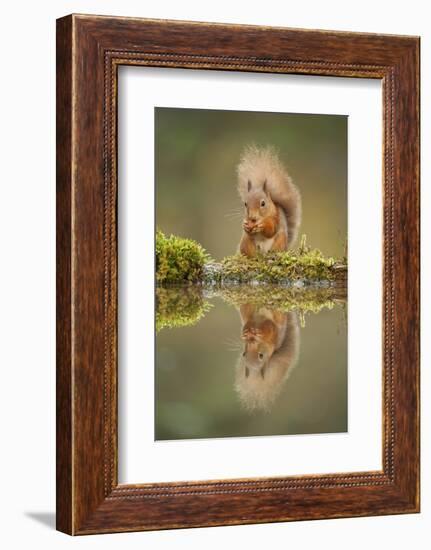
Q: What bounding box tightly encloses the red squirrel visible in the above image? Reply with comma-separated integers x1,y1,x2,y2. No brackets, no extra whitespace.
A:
237,145,302,257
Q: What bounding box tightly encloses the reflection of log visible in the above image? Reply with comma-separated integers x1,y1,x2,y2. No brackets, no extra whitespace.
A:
212,285,347,312
156,284,347,331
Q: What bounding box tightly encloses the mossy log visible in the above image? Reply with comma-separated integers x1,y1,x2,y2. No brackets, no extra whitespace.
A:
201,254,347,287
156,230,347,287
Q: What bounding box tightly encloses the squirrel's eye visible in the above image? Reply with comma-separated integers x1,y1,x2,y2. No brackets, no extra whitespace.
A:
258,353,264,360
260,200,266,207
244,202,247,207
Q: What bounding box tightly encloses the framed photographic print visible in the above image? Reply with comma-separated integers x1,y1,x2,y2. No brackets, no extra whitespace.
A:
56,14,420,535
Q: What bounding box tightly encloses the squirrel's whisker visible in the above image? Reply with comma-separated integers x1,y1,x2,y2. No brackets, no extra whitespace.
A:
224,212,243,219
224,337,243,352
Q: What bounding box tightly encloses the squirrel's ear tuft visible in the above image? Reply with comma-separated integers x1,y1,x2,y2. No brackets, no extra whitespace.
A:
247,179,252,192
263,179,267,194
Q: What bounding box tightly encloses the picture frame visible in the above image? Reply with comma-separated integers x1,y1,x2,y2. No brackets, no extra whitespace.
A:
56,14,420,535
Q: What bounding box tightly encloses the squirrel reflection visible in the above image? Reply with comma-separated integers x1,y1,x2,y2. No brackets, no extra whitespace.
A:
235,304,300,412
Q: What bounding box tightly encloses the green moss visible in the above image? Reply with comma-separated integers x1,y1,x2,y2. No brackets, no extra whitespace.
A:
219,250,335,283
156,286,212,332
203,236,346,285
156,231,347,285
155,232,347,331
156,230,211,285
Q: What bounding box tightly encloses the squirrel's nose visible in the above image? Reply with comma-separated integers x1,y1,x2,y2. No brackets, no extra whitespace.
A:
249,217,257,223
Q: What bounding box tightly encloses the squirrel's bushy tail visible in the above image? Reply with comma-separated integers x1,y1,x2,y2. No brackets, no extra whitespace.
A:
237,145,302,247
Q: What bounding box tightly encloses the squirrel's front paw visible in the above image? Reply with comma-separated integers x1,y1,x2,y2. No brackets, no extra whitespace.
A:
243,220,253,234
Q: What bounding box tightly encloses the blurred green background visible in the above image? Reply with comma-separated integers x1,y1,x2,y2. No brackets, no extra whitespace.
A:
155,107,348,441
155,107,347,259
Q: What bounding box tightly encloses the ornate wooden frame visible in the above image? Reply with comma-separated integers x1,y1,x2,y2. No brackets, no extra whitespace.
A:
56,14,420,535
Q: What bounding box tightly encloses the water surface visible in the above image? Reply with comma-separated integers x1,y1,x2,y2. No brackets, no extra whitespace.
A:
155,286,347,440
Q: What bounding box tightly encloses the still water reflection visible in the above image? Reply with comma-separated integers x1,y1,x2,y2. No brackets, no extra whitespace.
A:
236,305,299,411
155,286,347,440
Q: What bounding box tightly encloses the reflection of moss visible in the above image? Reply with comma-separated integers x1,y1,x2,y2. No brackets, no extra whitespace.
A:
213,286,346,316
156,285,346,331
156,230,211,285
156,287,212,332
